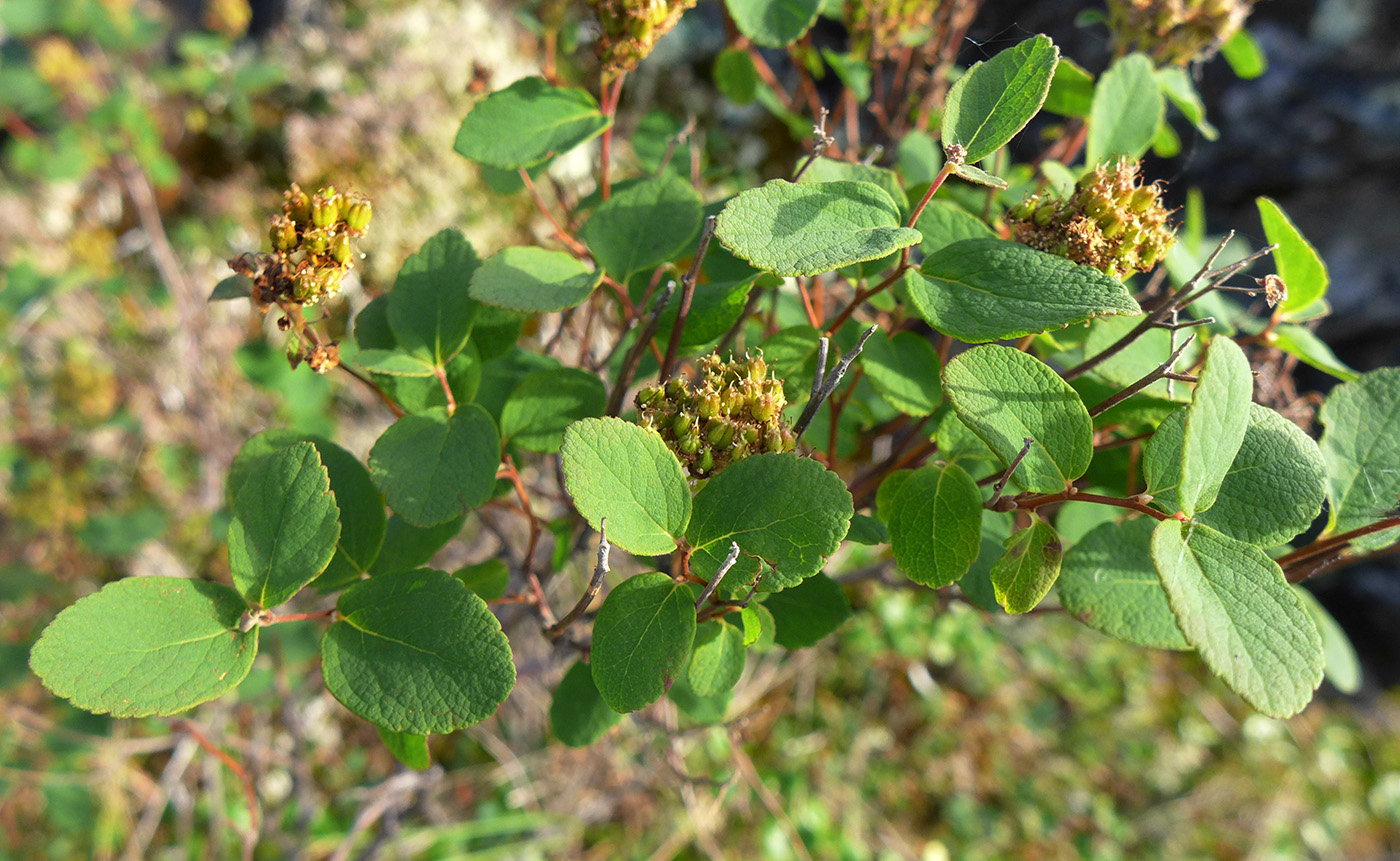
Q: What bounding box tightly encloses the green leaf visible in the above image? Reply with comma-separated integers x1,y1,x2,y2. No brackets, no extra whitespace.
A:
654,278,757,348
1155,67,1218,140
915,200,995,258
888,463,983,588
1221,28,1266,79
209,275,251,301
453,559,509,601
1043,57,1094,117
713,179,921,277
725,0,821,47
228,431,385,591
1294,587,1361,695
1058,518,1189,650
859,330,942,417
551,659,622,747
912,238,1140,343
668,670,732,723
369,514,464,576
321,569,515,733
714,47,760,104
951,163,1009,189
369,405,501,527
1150,520,1323,718
1270,325,1358,382
820,49,873,102
1086,53,1163,167
560,418,691,556
844,513,889,546
30,578,258,717
354,349,438,377
796,157,905,217
583,173,704,282
353,296,481,413
956,513,1014,613
1257,197,1328,317
453,77,609,169
686,453,853,591
1176,336,1253,517
389,229,481,366
228,443,341,609
741,602,777,649
762,572,851,649
896,131,942,187
468,246,601,313
1318,368,1400,551
991,516,1063,614
941,34,1059,164
686,620,746,697
590,573,696,713
1144,404,1326,546
377,727,431,770
943,345,1093,493
500,368,606,453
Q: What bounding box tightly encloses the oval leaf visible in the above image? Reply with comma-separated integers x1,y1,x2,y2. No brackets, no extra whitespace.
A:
561,418,691,556
685,453,853,591
582,173,704,282
321,569,515,733
1257,196,1328,317
453,77,610,170
1150,520,1323,718
500,368,606,453
369,405,501,527
591,573,696,713
551,658,622,747
913,238,1140,343
915,200,996,258
888,463,983,588
942,34,1059,164
686,620,746,697
943,345,1093,493
469,246,602,313
1086,53,1162,166
389,229,481,366
1058,518,1189,650
991,516,1063,614
1318,368,1400,551
1144,404,1326,547
725,0,821,48
714,179,921,277
859,329,942,417
228,442,341,609
1176,336,1253,517
30,578,258,717
761,572,852,650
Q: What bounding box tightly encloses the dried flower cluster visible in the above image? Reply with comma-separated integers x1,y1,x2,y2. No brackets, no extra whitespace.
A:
590,0,698,74
1107,0,1255,66
635,352,795,479
228,183,371,308
1006,158,1176,281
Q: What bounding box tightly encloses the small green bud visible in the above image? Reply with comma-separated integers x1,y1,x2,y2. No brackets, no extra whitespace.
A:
763,426,785,453
706,421,736,448
666,378,688,400
697,392,721,418
330,232,353,265
722,389,745,416
746,353,766,381
678,430,701,454
311,190,340,228
1033,200,1058,227
751,396,777,422
303,227,331,254
285,185,312,223
637,385,665,407
1099,212,1126,238
741,426,760,445
270,216,297,252
672,413,693,435
293,269,317,300
344,196,373,232
696,449,714,474
1129,186,1157,213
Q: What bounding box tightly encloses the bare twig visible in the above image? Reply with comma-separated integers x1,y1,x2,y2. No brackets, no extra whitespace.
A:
791,108,834,182
607,281,677,416
793,326,878,440
696,543,742,611
547,520,610,639
659,216,719,380
1087,333,1197,417
174,720,260,861
327,767,443,861
986,438,1034,508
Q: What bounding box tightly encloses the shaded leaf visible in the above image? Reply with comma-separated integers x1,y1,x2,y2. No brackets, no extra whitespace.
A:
388,229,481,366
369,406,501,527
762,572,851,649
1087,53,1162,166
725,0,821,47
888,463,983,588
859,329,942,416
1318,368,1400,551
500,368,606,453
1058,518,1189,650
583,172,704,282
551,659,622,747
469,247,601,313
591,573,696,713
453,77,609,170
686,620,746,697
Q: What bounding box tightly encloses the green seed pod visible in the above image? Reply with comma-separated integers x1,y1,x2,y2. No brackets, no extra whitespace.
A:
1081,193,1111,218
303,227,331,255
1033,200,1058,227
763,426,786,452
269,216,298,252
1099,212,1126,238
672,413,693,435
741,426,760,446
706,420,736,448
293,269,318,300
697,391,721,419
285,185,312,223
311,191,340,229
746,353,766,381
1008,198,1037,221
344,196,372,232
666,377,688,400
751,395,777,422
721,388,745,416
318,267,345,295
696,449,714,474
678,430,701,454
1129,186,1157,213
330,232,353,265
731,442,750,461
637,385,665,407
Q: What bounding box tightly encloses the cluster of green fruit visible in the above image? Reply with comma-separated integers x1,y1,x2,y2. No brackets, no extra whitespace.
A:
635,352,796,479
591,0,698,74
229,183,372,307
1107,0,1254,66
1005,158,1176,281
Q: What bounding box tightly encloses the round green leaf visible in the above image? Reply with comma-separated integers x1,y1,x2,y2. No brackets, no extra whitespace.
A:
551,659,622,747
1270,324,1358,382
388,229,481,367
369,405,501,527
796,156,906,217
654,278,757,348
913,238,1140,343
1150,520,1323,718
1319,367,1400,551
943,345,1093,493
685,453,853,591
941,34,1059,164
859,329,942,417
1144,404,1326,547
1176,336,1253,517
686,620,746,697
725,0,821,48
714,179,921,277
1087,53,1162,166
560,418,691,556
582,172,703,282
228,442,341,609
714,47,759,104
1058,518,1190,650
228,430,385,592
1043,57,1095,117
30,578,258,717
915,200,996,258
469,246,602,313
453,77,609,170
321,569,515,733
888,463,983,588
590,573,696,713
500,368,606,453
761,572,851,650
990,516,1063,614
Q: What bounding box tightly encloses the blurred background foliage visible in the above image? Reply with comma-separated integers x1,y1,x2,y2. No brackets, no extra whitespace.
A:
2,0,1399,858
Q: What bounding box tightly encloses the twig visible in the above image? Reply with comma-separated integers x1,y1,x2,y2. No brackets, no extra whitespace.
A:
986,438,1033,507
1277,514,1400,572
659,216,719,380
728,732,815,861
499,456,556,628
607,280,677,415
431,363,456,414
695,543,742,611
791,108,834,182
174,720,260,861
715,287,763,355
547,520,610,639
519,169,589,257
124,736,199,861
1087,334,1197,417
793,325,878,440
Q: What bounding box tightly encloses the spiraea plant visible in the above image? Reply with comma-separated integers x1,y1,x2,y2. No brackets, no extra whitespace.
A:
28,0,1400,816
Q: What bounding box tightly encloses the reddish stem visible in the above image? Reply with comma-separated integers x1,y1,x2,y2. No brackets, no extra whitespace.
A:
174,721,260,861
